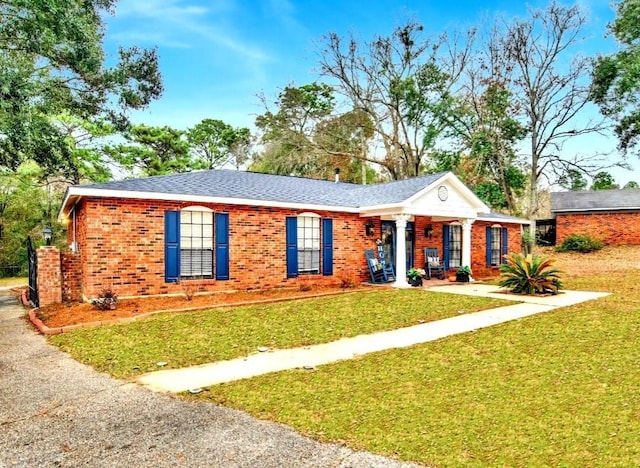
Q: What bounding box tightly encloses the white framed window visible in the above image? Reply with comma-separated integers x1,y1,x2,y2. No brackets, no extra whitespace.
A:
297,213,320,274
180,208,213,278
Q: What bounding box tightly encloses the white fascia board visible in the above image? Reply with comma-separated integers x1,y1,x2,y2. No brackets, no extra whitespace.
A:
358,203,412,216
58,191,72,221
58,187,360,219
360,205,479,219
477,215,531,224
553,207,640,213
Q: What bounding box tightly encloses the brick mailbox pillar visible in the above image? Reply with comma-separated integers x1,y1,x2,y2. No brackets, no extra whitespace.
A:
37,246,62,306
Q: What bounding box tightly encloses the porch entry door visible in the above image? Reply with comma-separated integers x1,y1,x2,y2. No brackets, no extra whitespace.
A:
380,221,414,272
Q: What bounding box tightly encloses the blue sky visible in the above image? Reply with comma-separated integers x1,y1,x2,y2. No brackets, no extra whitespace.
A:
102,0,637,185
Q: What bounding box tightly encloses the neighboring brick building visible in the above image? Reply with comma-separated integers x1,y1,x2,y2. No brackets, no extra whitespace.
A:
49,170,528,303
551,189,640,246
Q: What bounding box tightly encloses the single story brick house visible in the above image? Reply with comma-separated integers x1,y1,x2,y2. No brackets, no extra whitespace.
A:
55,170,528,301
551,189,640,246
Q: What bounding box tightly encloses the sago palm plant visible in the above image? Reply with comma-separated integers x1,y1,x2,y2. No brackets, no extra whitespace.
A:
498,253,563,295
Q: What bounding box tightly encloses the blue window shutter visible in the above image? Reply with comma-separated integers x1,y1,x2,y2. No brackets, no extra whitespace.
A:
501,227,509,263
286,217,298,278
486,226,492,266
215,212,230,280
443,225,450,269
322,218,333,276
164,210,180,282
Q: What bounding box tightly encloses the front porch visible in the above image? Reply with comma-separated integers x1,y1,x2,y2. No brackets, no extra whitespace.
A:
360,209,527,287
357,173,528,287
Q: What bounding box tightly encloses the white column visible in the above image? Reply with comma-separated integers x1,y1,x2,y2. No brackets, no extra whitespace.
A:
461,218,474,271
392,214,411,288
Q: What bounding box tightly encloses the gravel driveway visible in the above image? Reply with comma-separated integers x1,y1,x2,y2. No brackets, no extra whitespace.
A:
0,290,418,467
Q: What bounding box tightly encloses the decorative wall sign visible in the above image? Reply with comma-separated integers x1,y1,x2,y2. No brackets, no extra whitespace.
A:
438,186,448,201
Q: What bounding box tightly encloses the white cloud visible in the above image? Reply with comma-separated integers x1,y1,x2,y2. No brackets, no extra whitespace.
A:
111,0,269,62
109,31,191,49
115,0,211,19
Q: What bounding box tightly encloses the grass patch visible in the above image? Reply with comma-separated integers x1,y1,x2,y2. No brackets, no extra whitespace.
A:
51,246,640,466
188,271,640,466
0,276,27,286
50,289,507,379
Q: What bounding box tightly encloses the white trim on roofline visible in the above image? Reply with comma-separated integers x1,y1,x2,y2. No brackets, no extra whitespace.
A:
58,187,361,220
358,202,411,213
476,215,530,224
552,207,640,213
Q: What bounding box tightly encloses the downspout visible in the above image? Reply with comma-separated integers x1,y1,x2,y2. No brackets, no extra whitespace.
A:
71,204,78,253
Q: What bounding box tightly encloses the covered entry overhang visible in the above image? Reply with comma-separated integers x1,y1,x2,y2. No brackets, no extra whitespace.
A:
359,173,491,287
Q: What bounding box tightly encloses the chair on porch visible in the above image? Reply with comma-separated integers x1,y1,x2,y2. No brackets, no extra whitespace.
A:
365,249,393,284
423,247,446,280
382,261,395,282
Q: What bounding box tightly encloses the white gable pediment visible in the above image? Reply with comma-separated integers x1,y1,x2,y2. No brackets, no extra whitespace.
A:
360,172,490,219
409,180,480,218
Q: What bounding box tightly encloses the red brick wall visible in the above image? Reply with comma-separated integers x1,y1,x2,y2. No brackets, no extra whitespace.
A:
64,197,526,299
68,198,379,299
61,252,82,302
407,218,523,279
37,247,61,306
556,212,640,246
471,221,523,278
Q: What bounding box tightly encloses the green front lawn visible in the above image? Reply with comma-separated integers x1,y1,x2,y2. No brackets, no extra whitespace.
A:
187,272,640,466
50,289,507,379
50,259,640,467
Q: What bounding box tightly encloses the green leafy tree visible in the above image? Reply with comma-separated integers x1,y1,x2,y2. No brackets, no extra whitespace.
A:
591,0,640,155
254,83,334,177
253,83,374,182
0,0,162,174
187,119,251,170
0,162,63,272
56,113,116,184
590,171,619,190
313,109,376,183
624,180,639,189
107,125,192,177
558,169,588,191
444,82,527,213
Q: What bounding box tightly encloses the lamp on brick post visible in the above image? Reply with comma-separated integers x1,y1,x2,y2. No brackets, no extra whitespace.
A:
43,226,53,246
424,224,433,239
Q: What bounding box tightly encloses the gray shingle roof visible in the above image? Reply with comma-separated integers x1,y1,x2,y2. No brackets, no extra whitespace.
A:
551,189,640,212
347,172,446,206
76,169,448,208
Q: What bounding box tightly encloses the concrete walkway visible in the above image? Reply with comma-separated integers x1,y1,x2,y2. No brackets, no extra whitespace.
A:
0,289,417,467
138,284,609,393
